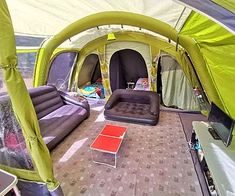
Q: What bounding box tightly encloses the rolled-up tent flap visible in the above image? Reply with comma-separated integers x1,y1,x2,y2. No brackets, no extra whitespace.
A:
0,0,62,194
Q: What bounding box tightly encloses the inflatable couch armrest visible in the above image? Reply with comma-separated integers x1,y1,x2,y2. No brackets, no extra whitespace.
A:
105,95,120,110
58,91,90,115
149,94,160,116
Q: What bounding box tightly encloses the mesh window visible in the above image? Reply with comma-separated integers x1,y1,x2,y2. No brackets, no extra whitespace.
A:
0,95,34,170
18,52,37,89
47,52,77,91
0,52,36,94
16,35,45,47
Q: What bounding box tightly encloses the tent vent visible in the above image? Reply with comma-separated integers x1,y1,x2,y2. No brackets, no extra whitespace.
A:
107,32,116,41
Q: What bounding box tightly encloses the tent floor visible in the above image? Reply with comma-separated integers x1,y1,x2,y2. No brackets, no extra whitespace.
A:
51,106,207,196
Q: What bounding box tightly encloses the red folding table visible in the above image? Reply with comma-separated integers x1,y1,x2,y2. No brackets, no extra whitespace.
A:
90,124,127,168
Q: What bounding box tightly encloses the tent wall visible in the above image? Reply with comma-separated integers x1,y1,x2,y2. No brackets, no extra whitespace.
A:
109,49,148,91
180,11,235,118
77,54,100,87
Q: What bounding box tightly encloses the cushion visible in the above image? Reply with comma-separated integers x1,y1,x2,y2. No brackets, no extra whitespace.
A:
39,104,87,150
29,86,64,119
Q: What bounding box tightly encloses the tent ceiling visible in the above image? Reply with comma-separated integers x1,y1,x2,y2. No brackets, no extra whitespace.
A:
6,0,191,36
59,26,170,49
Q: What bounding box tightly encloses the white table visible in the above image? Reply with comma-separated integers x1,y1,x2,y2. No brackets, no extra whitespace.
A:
193,121,235,196
0,169,21,196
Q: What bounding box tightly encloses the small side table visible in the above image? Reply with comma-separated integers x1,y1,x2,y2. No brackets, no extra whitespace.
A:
90,124,127,168
0,169,21,196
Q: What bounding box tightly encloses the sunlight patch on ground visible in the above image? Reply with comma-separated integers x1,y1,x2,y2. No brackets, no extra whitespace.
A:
95,112,105,122
59,138,88,163
43,136,55,144
91,105,104,111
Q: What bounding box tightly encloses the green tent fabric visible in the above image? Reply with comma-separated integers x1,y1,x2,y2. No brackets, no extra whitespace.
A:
180,11,235,119
212,0,235,13
0,0,59,191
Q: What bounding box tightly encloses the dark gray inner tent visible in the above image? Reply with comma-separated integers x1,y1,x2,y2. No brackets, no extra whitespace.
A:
109,49,148,92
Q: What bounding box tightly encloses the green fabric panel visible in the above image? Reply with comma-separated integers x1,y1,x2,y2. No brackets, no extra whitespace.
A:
180,12,235,45
200,44,235,118
73,52,87,90
34,11,177,86
178,52,200,88
0,164,41,182
0,0,59,190
180,12,235,118
150,46,159,92
178,35,218,113
34,47,46,86
212,0,235,13
0,1,16,68
17,49,38,53
178,13,222,110
98,45,112,99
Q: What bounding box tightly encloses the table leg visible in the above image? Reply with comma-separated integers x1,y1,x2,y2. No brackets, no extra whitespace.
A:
115,154,117,168
13,185,21,196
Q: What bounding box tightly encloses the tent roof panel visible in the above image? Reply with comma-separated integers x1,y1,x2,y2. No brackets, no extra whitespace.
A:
212,0,235,14
176,0,235,34
6,0,190,36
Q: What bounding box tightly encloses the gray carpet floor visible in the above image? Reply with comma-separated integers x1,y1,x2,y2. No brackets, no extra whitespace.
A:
51,108,202,196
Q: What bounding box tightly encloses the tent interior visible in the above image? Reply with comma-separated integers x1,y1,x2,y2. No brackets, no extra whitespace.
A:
109,49,148,91
76,54,105,99
0,0,235,196
77,54,101,88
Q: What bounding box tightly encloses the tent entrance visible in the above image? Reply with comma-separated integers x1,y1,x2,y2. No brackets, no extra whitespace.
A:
109,49,148,92
77,54,105,99
77,54,101,87
158,54,200,111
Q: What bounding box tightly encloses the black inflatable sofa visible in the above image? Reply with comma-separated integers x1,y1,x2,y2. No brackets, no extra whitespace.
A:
104,89,160,125
29,85,90,150
0,85,89,170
